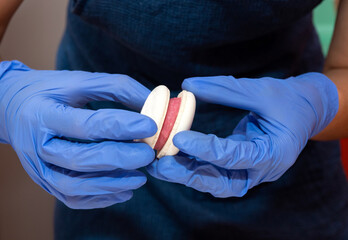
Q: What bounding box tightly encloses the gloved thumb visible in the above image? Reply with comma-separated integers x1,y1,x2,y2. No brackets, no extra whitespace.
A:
182,76,270,114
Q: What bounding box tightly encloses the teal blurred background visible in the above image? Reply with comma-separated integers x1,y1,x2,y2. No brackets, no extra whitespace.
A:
314,0,336,55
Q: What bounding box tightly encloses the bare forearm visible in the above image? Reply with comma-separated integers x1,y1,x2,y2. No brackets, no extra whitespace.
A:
312,69,348,140
0,25,6,43
0,0,23,42
312,0,348,140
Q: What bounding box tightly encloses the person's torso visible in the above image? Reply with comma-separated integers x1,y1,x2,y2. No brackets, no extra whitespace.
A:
59,0,324,89
55,1,348,239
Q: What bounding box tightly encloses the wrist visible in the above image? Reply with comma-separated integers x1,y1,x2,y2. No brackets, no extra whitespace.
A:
0,60,30,144
0,61,13,143
295,72,339,139
311,68,348,140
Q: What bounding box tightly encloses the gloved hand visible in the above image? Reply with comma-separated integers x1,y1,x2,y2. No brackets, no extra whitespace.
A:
0,61,157,209
147,73,338,197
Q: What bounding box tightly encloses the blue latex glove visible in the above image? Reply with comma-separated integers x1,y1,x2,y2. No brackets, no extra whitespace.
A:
0,61,157,209
147,73,338,197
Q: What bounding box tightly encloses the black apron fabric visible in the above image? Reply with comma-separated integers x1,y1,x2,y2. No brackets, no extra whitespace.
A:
54,1,348,239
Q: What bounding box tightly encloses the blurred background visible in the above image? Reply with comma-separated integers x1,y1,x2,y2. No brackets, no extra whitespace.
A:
0,0,343,239
0,1,68,239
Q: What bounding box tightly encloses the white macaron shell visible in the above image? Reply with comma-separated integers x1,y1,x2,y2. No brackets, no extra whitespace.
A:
157,90,196,158
140,85,170,148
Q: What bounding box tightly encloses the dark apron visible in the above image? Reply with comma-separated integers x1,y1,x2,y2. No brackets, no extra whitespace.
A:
54,1,348,239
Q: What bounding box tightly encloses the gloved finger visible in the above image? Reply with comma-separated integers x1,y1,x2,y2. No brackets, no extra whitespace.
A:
182,76,268,113
18,159,136,209
56,190,134,209
62,72,150,111
40,138,155,171
173,131,269,170
146,155,249,197
42,102,157,141
42,166,147,197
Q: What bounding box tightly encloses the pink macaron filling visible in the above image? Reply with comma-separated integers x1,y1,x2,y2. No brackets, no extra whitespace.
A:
154,97,182,152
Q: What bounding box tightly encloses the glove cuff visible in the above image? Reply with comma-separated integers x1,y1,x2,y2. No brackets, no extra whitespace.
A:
295,72,339,138
0,60,30,143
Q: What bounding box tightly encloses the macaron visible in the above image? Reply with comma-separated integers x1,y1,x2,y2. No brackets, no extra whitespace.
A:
140,85,196,158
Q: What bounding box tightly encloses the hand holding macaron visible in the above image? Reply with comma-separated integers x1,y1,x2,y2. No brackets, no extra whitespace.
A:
146,74,339,197
0,61,157,209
